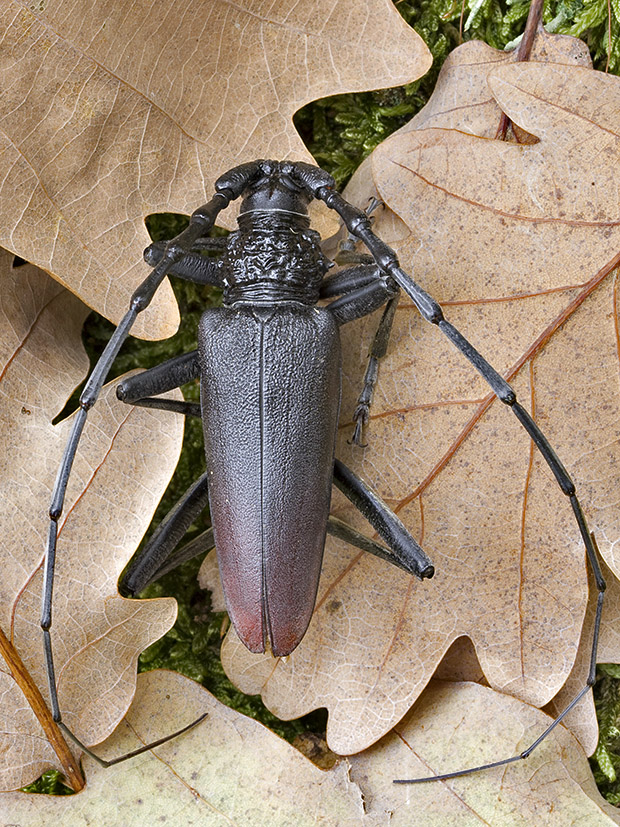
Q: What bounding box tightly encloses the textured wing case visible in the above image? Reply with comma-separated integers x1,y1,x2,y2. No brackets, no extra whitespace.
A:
198,304,341,655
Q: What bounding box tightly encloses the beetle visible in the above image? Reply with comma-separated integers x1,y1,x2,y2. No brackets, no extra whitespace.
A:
42,159,605,780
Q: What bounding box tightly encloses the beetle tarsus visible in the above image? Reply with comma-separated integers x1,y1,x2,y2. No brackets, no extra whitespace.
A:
349,406,369,448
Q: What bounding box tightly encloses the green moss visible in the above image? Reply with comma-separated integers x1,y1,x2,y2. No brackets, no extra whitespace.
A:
22,770,74,795
592,665,620,804
296,0,620,190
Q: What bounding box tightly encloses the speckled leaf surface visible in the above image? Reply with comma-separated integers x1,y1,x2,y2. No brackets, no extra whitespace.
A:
341,31,593,246
0,253,183,789
0,671,375,826
0,0,431,339
211,55,620,758
349,681,620,827
3,673,618,826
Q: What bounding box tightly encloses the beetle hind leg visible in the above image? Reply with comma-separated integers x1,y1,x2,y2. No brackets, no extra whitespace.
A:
332,458,433,579
326,515,426,577
119,471,211,596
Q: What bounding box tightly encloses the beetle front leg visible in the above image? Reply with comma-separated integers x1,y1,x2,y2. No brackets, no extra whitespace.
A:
143,238,226,286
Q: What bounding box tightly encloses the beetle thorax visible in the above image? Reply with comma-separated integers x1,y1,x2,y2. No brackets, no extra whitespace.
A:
222,213,329,304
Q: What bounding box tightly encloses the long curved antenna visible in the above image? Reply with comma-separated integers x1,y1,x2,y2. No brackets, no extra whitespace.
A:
315,183,606,783
41,187,236,761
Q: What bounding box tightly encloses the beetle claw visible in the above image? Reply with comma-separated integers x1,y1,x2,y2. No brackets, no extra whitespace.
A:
349,410,368,448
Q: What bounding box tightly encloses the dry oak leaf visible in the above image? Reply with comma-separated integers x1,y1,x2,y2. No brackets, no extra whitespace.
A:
0,0,431,339
0,251,183,789
0,670,377,827
545,556,620,754
372,62,620,301
209,61,620,759
341,30,593,247
349,681,620,827
339,36,612,757
367,57,620,730
3,673,617,826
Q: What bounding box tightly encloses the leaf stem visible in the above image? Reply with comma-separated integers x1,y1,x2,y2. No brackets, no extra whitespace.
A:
496,0,545,140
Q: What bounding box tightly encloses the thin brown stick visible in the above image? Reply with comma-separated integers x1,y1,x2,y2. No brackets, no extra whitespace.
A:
0,625,84,791
516,0,545,61
606,0,612,72
496,0,545,140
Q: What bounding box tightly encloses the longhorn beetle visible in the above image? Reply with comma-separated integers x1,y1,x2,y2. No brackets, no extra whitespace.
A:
43,159,605,781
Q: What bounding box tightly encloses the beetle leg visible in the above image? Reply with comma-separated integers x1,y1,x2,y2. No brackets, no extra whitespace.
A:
120,471,211,596
120,506,420,597
132,526,217,588
324,265,399,444
332,459,433,579
116,350,202,417
326,515,423,577
327,273,397,326
349,294,399,447
319,263,379,299
143,240,225,286
42,190,232,764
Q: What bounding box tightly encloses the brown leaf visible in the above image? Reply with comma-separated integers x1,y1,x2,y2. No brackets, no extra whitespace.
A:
0,671,375,827
0,252,183,788
341,31,593,247
350,681,620,826
545,555,620,754
5,673,617,825
372,63,620,301
213,56,620,764
0,0,431,338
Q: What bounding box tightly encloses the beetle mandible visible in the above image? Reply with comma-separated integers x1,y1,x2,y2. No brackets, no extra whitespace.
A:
43,159,605,780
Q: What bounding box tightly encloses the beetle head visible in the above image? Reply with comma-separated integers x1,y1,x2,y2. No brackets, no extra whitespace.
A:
239,160,312,216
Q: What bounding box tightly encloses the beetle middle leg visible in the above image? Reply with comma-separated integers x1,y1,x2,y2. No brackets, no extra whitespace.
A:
120,470,211,597
321,260,403,454
320,263,399,447
348,296,398,447
116,349,202,417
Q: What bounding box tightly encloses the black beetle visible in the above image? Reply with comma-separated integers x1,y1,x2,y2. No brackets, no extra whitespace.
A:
42,159,605,779
116,160,435,656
